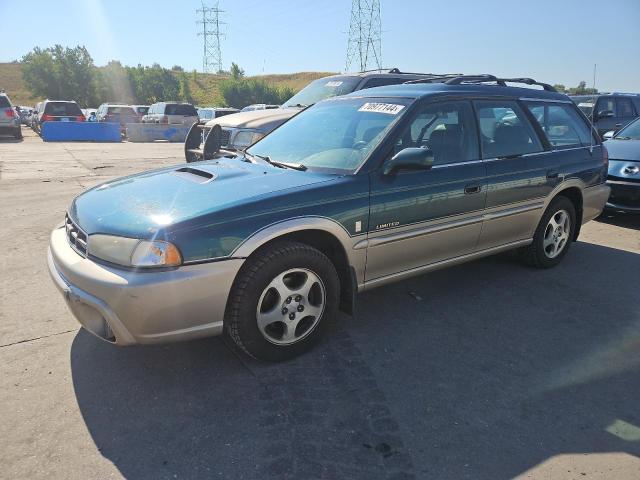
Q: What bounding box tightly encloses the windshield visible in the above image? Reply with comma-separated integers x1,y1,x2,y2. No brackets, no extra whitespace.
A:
247,97,412,173
282,76,362,108
614,118,640,140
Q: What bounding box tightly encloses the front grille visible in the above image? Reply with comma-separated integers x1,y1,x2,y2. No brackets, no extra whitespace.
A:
203,127,231,148
65,213,88,257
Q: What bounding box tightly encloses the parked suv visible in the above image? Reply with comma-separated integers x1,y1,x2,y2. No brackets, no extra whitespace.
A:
0,92,22,139
32,100,85,133
142,102,198,125
571,93,640,137
96,104,139,132
48,75,609,361
185,68,459,162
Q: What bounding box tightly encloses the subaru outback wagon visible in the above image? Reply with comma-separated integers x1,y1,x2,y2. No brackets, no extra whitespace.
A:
48,75,609,361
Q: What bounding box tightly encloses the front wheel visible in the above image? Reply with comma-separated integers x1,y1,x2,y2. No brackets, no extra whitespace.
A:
225,241,340,361
521,196,576,268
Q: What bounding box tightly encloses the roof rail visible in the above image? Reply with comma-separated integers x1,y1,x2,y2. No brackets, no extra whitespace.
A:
405,74,557,92
357,68,462,77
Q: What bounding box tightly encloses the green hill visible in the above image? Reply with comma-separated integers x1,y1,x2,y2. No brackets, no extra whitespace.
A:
0,62,335,107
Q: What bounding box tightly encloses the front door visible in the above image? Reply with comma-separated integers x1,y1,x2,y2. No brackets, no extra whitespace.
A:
366,100,487,282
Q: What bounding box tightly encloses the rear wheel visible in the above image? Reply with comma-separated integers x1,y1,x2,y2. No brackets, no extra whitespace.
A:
521,196,576,268
225,241,339,361
14,127,22,140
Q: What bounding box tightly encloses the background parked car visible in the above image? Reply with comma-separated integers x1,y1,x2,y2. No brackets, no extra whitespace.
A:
0,92,22,139
32,100,85,133
131,105,149,119
570,93,640,137
197,107,239,121
142,102,198,125
17,106,33,125
82,108,97,122
96,104,138,127
240,104,280,112
603,116,640,213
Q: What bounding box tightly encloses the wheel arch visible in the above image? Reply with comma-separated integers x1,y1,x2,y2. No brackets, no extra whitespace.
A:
232,217,366,315
554,186,584,240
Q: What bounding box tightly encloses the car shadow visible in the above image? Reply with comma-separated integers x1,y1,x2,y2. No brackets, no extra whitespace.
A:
597,210,640,230
0,136,24,143
71,241,640,479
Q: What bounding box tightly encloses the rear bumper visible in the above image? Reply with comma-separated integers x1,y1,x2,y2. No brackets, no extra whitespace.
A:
606,180,640,213
582,183,611,222
48,227,244,345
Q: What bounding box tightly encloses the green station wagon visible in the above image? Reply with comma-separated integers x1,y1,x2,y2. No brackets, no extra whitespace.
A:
48,75,610,361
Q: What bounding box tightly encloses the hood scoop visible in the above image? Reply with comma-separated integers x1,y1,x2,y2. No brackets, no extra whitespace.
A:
171,167,217,184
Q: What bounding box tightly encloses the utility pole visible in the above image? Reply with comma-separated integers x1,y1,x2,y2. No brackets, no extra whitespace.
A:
345,0,382,72
196,1,225,74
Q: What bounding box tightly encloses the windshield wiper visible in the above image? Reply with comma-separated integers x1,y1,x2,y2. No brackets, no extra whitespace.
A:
245,152,307,171
286,103,309,109
615,136,632,140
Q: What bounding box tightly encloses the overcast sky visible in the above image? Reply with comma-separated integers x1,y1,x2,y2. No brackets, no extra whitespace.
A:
2,0,639,92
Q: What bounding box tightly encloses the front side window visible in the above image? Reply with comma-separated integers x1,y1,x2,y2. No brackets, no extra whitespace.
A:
596,97,616,117
525,102,592,149
474,101,543,158
391,101,479,165
248,97,412,173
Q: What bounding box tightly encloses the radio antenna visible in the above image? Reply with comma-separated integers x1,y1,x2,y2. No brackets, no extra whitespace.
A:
590,63,596,153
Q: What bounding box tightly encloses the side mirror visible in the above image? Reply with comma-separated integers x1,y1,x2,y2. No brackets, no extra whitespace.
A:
383,147,434,175
602,130,615,140
597,110,614,119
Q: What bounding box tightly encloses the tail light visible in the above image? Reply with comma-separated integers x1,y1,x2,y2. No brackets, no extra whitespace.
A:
161,115,169,124
76,115,85,122
602,143,609,170
41,114,54,122
5,108,15,117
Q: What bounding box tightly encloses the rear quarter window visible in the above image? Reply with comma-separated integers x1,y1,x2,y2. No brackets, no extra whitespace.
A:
524,102,593,149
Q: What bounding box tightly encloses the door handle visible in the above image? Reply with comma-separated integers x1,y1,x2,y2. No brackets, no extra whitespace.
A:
546,170,560,180
464,184,482,194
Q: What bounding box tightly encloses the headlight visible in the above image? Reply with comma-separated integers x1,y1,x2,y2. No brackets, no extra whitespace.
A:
88,234,182,268
232,130,265,149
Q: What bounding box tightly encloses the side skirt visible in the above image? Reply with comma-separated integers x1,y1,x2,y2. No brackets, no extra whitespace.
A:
359,238,532,292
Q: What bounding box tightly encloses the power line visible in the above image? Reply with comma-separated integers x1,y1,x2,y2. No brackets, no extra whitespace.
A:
345,0,382,72
196,1,225,74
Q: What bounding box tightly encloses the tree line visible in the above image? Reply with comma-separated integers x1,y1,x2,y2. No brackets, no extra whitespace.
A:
20,45,295,108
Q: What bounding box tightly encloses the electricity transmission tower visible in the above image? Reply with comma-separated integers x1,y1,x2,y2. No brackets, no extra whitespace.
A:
196,1,225,74
345,0,382,72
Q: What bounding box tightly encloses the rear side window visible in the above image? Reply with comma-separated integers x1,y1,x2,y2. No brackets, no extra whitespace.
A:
165,104,197,116
0,96,10,108
617,98,635,117
524,102,593,149
474,101,543,158
44,102,82,116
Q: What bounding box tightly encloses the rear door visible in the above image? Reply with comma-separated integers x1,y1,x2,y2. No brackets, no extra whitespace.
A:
474,99,549,249
366,99,487,282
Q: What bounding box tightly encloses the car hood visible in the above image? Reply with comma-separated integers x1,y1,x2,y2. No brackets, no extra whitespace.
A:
204,108,300,131
604,139,640,161
69,159,336,238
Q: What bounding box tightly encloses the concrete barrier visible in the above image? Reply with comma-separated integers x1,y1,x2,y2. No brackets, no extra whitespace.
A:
125,123,191,142
41,122,121,142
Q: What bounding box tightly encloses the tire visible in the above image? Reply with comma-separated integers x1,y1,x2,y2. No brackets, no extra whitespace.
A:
14,127,22,140
521,196,576,268
225,241,340,361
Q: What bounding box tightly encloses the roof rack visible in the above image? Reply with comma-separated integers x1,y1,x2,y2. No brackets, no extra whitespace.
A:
405,74,557,92
357,68,462,77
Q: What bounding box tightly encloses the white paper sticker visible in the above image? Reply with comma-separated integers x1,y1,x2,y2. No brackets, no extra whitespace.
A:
325,81,343,87
358,102,405,115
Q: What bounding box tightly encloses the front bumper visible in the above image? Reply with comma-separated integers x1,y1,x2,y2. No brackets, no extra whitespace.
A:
606,180,640,213
48,227,244,345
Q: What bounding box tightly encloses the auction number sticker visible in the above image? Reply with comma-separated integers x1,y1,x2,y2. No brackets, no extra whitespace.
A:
358,102,405,115
325,81,343,87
